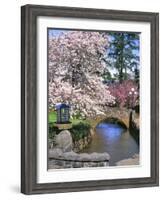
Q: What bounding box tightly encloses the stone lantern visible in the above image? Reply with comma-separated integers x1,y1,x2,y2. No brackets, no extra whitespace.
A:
55,103,71,125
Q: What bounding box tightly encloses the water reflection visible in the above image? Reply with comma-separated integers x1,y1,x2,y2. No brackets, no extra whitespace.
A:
81,122,139,166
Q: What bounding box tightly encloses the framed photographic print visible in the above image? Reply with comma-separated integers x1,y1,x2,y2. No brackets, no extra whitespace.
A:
21,4,159,194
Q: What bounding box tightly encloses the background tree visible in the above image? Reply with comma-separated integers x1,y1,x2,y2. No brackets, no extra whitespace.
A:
104,32,140,82
108,80,139,108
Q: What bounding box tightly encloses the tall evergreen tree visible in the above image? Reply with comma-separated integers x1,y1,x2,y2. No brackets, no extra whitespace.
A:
104,32,140,82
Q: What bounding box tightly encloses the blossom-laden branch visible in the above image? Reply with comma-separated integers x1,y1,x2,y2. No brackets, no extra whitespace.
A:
48,31,116,118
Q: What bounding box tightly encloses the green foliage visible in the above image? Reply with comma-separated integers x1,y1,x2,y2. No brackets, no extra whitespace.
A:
134,68,139,84
48,111,91,141
48,112,58,139
70,122,91,141
48,123,60,139
102,71,117,83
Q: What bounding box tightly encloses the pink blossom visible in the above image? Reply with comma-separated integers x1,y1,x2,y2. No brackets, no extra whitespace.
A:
108,80,139,108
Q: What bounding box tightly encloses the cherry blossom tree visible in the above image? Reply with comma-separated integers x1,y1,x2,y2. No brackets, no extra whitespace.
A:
48,31,115,118
108,80,139,108
49,76,115,118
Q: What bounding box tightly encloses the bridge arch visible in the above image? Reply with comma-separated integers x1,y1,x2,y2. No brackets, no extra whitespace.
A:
96,117,128,129
92,108,130,129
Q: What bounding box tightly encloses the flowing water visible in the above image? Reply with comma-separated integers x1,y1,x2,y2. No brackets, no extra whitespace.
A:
81,122,139,166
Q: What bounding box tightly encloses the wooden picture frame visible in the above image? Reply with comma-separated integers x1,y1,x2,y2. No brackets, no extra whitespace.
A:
21,4,159,194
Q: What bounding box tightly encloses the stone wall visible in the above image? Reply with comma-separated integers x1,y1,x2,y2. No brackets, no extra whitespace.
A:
73,128,94,152
49,148,110,169
48,130,110,169
129,111,139,144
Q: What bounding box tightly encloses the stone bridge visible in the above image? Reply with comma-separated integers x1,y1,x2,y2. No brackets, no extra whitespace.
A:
91,107,130,129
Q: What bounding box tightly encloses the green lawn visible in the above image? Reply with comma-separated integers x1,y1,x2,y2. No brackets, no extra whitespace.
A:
49,111,57,123
48,111,88,125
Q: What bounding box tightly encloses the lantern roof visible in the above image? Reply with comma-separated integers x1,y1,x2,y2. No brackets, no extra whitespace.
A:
55,103,70,109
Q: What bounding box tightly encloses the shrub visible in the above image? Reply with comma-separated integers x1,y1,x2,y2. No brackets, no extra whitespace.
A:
48,121,91,142
48,123,60,139
70,122,91,141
